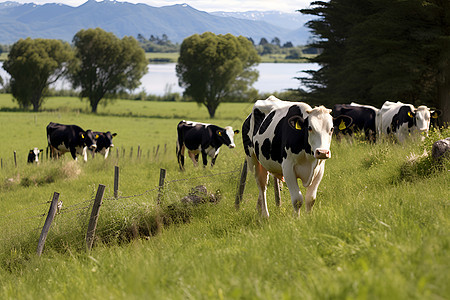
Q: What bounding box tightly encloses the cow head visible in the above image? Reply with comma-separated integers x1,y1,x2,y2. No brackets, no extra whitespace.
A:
81,130,97,150
289,106,351,160
28,147,43,163
216,126,239,149
100,131,117,148
414,106,431,134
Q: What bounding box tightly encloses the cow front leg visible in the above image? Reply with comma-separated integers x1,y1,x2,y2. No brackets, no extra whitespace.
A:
282,164,303,216
254,163,269,217
201,151,208,167
177,144,186,170
70,148,78,161
305,162,325,212
211,153,218,167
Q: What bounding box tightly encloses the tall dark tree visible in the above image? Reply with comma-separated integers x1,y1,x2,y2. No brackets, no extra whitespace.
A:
69,28,148,113
176,32,260,118
3,38,73,111
300,0,450,123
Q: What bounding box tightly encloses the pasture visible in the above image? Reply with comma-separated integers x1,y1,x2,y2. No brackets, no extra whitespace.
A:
0,94,449,299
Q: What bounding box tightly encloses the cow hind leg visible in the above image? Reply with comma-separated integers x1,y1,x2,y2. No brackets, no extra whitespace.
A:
211,154,218,167
305,163,325,212
201,151,208,168
254,163,269,217
188,151,198,167
176,143,186,170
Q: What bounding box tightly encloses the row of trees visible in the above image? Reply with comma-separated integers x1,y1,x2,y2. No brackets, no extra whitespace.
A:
300,0,450,122
2,29,260,117
3,29,148,113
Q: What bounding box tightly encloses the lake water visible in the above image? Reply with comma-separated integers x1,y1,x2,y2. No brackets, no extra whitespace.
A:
0,62,319,95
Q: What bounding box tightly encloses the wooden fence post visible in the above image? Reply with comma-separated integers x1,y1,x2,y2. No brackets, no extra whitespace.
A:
235,160,248,210
155,145,160,159
86,184,106,251
273,176,281,207
37,192,60,256
114,166,119,198
137,145,141,159
157,168,166,205
130,147,133,159
14,151,17,168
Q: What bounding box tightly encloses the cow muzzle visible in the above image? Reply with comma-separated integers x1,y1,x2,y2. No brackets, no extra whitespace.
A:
228,144,236,149
89,144,97,150
314,149,331,159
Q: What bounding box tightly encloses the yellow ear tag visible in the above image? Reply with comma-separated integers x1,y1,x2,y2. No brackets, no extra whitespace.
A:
81,134,85,139
95,135,99,139
295,121,302,130
432,113,438,119
218,131,222,136
339,119,346,130
408,112,413,118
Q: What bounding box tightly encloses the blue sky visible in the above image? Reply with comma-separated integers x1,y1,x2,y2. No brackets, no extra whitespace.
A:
6,0,313,12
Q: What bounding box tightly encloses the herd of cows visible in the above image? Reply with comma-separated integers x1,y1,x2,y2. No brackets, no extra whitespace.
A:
28,96,441,217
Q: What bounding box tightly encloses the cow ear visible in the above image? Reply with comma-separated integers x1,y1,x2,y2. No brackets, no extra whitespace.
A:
407,111,414,118
234,130,240,134
40,149,43,152
431,110,441,118
29,150,33,154
334,115,353,130
288,116,305,131
216,130,223,136
112,133,117,137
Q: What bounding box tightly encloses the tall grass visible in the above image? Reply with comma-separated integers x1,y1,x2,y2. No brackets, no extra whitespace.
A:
0,95,448,299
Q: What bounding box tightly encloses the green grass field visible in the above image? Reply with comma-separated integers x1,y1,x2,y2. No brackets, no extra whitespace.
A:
0,94,448,299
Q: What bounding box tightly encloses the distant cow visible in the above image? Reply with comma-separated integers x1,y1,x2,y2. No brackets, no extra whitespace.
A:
242,96,352,217
46,122,97,162
89,131,117,158
377,101,437,142
27,147,43,164
332,103,379,142
176,120,239,170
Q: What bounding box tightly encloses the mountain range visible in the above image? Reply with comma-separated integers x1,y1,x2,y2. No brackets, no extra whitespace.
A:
0,0,312,45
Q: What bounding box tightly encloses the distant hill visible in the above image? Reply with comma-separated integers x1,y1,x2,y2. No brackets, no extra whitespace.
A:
0,0,311,45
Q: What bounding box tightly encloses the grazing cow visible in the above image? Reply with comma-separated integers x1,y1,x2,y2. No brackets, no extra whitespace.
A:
242,96,352,217
378,101,437,142
332,103,379,142
27,147,43,164
46,122,97,162
89,131,117,158
176,120,239,170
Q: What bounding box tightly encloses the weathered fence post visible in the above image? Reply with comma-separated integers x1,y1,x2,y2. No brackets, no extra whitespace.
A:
86,184,106,251
235,160,248,210
114,166,119,198
37,192,60,256
155,145,160,160
130,147,133,159
116,147,119,158
137,145,141,159
157,168,166,205
14,151,17,168
46,147,49,160
273,176,281,207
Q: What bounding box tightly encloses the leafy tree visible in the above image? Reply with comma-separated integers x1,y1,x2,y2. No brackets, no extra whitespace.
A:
70,28,148,113
271,37,281,47
176,32,260,118
2,38,73,111
283,41,294,48
259,38,269,46
300,0,450,122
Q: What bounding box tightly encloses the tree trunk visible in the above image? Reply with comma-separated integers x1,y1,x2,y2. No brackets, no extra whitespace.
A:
206,104,216,118
90,97,100,113
438,76,450,125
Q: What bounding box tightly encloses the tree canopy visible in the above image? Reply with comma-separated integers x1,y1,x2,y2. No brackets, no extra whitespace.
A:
300,0,450,122
176,32,260,118
69,28,148,113
3,38,73,111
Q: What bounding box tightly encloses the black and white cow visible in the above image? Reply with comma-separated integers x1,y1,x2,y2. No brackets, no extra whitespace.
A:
27,147,43,164
176,120,239,170
242,96,352,217
332,103,379,142
89,131,117,158
46,122,97,162
377,101,437,142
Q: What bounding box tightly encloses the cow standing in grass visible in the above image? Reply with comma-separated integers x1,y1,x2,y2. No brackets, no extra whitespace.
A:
176,120,239,170
47,122,97,162
242,96,352,217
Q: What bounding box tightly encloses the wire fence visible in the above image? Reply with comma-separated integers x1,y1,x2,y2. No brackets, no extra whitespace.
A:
0,164,247,257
